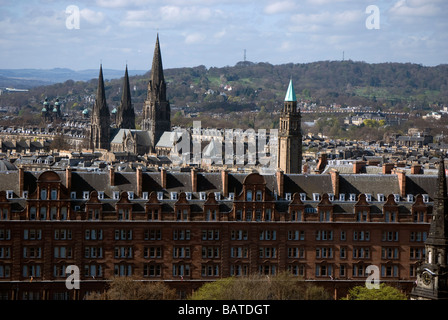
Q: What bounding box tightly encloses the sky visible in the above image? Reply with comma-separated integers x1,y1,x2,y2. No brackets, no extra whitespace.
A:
0,0,447,71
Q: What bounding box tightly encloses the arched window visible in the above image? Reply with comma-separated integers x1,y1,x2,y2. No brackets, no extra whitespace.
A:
246,190,252,201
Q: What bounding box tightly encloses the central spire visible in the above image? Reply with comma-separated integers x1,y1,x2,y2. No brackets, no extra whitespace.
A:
117,64,135,129
149,33,166,101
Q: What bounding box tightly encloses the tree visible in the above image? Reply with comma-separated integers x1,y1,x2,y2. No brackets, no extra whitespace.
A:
189,272,332,300
85,276,177,300
341,283,407,300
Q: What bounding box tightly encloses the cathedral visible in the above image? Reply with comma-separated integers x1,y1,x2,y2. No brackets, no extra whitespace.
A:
89,34,170,155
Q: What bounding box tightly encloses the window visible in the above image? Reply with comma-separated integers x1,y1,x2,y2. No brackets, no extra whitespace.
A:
157,192,164,200
315,264,332,277
356,211,368,222
313,193,320,201
98,191,104,200
114,246,133,259
339,194,345,201
0,229,11,240
319,210,331,222
85,229,103,240
54,229,72,240
114,229,132,241
127,191,134,200
423,194,429,203
200,192,206,200
214,192,221,201
50,207,57,220
70,192,76,199
381,265,399,277
328,193,335,201
259,247,277,258
255,190,262,201
288,230,305,241
24,229,42,240
265,208,272,221
353,231,370,241
83,191,89,200
60,207,67,220
144,229,162,241
40,189,47,200
231,230,248,241
349,194,356,202
143,264,161,277
259,230,276,241
40,207,47,220
29,207,37,220
171,192,178,200
287,247,305,259
118,208,130,221
114,264,132,276
173,264,190,277
144,246,162,259
365,194,372,202
185,192,192,200
235,209,242,221
407,194,414,202
246,190,252,201
316,230,333,241
113,191,120,200
377,194,385,202
413,211,425,223
229,193,235,200
382,247,399,259
202,229,220,241
6,190,13,199
173,229,190,241
382,231,399,242
51,189,58,200
142,192,149,200
230,246,248,258
201,264,220,277
85,264,103,278
291,210,302,221
393,194,400,202
300,193,307,201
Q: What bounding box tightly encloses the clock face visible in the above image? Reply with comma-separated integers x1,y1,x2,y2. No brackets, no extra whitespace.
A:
422,272,432,286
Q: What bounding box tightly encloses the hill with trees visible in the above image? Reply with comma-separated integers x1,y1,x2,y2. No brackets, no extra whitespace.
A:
1,60,447,123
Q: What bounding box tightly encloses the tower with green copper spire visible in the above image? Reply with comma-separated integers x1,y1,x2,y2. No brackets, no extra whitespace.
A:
278,79,302,174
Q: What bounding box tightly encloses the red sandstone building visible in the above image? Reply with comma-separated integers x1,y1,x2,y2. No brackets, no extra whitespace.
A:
0,164,436,299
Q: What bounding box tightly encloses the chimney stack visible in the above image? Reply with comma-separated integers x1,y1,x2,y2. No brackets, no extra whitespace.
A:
330,169,339,198
65,166,72,192
382,163,394,174
276,170,284,199
221,169,229,197
136,167,142,197
109,166,115,186
353,161,366,174
191,168,197,193
397,169,406,198
18,166,24,196
160,167,167,189
411,164,422,175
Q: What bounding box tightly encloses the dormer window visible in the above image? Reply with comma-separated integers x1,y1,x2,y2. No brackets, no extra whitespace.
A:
313,193,320,201
214,192,221,201
285,193,292,201
229,192,235,200
142,192,148,200
157,192,164,200
339,194,345,201
394,194,400,202
300,193,307,201
200,192,206,200
423,194,429,203
83,191,90,200
407,194,414,202
22,191,28,199
6,190,13,199
70,191,77,199
186,192,192,200
349,194,356,202
113,191,120,200
171,192,178,200
127,191,134,200
98,191,104,200
365,194,372,202
328,193,335,201
377,194,385,202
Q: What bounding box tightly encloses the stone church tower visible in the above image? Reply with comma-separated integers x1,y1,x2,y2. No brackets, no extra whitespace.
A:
89,65,110,150
116,65,135,129
411,158,448,300
141,34,171,150
278,79,302,173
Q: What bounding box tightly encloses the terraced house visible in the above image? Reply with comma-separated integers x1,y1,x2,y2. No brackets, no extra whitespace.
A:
0,161,440,300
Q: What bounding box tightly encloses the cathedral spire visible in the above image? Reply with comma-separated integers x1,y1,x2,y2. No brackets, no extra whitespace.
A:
427,157,448,246
117,64,135,129
94,64,109,117
90,64,110,150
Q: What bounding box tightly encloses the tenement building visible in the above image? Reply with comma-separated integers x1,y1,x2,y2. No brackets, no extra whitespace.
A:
0,162,441,300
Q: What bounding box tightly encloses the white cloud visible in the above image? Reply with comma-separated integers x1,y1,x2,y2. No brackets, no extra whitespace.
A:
184,32,206,44
264,1,297,15
80,8,105,25
389,0,439,17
